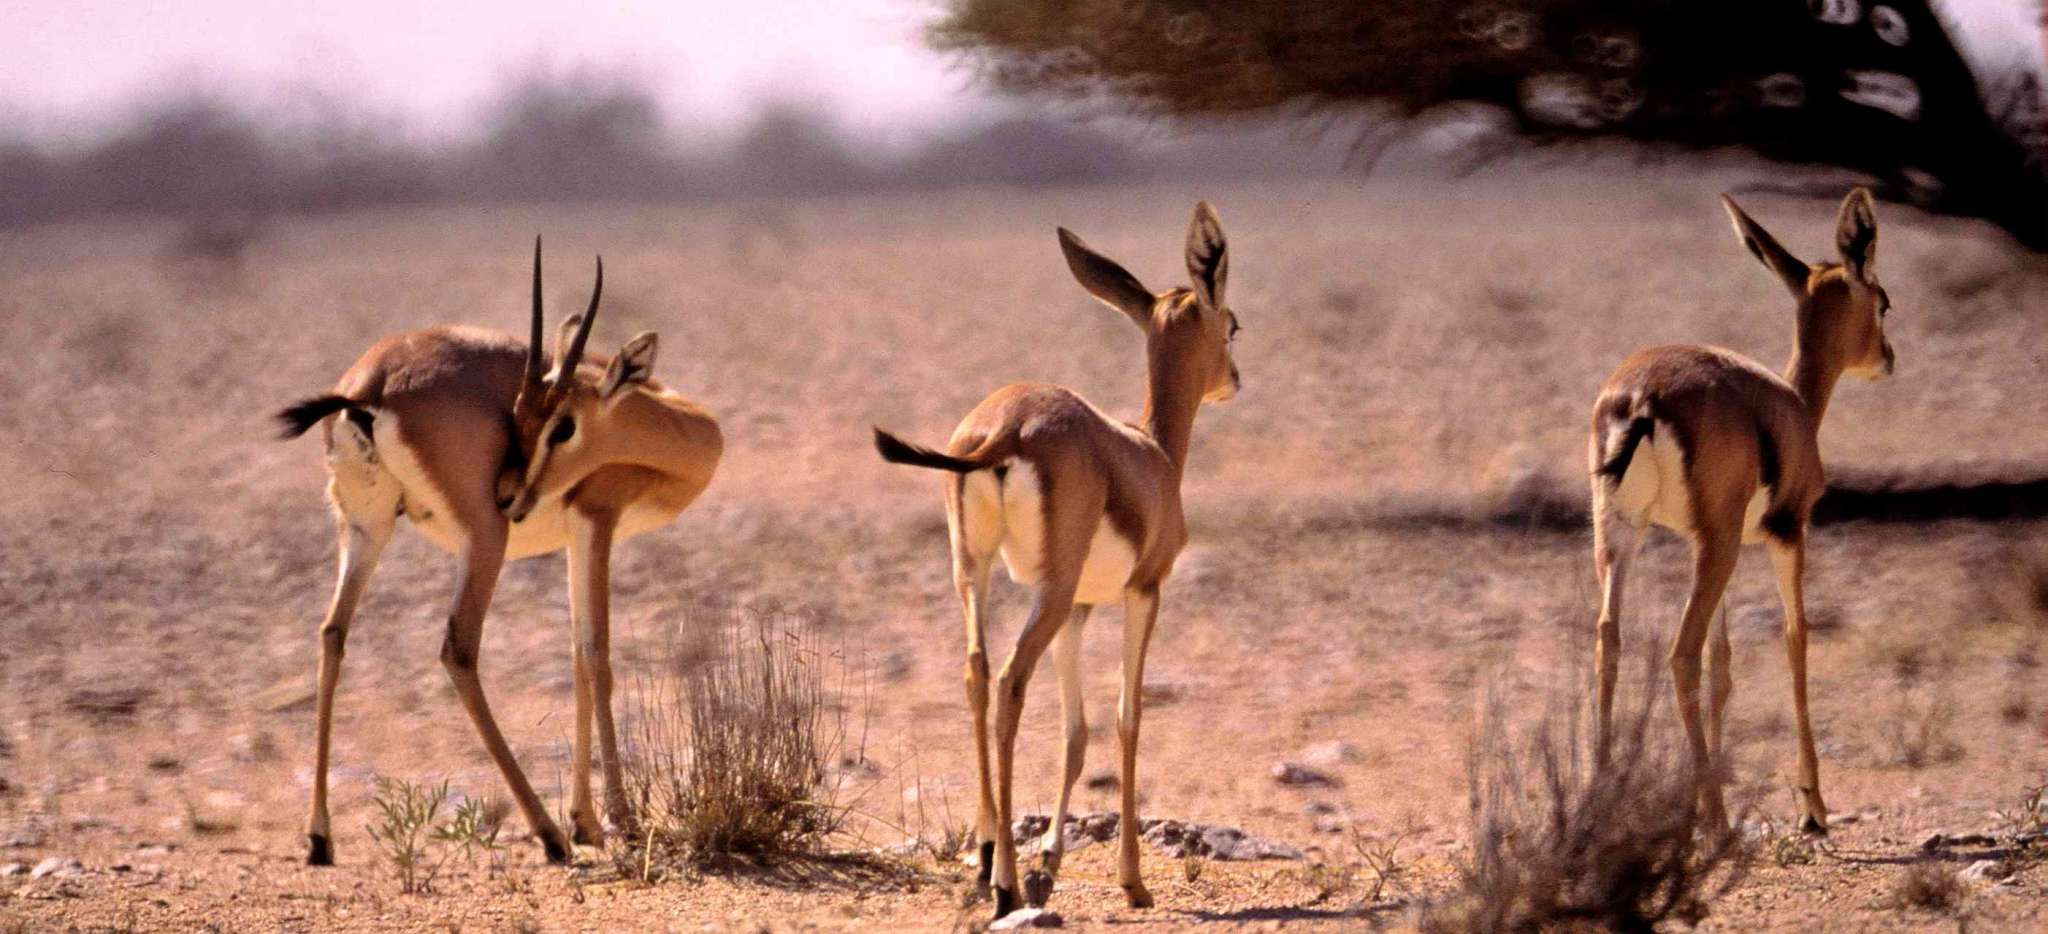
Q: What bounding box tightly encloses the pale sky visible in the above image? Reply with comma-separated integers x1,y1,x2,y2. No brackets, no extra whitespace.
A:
0,0,983,144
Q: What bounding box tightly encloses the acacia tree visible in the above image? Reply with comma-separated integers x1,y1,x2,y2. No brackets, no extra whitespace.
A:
932,1,2048,247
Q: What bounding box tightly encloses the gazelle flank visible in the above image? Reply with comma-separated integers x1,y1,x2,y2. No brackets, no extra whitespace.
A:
1588,188,1895,835
874,202,1241,919
275,240,722,866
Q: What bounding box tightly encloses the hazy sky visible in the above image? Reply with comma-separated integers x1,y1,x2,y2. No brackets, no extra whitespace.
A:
0,0,983,142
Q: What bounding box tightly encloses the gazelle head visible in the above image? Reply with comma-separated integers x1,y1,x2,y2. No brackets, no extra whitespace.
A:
1722,187,1895,381
1057,201,1241,404
499,240,662,523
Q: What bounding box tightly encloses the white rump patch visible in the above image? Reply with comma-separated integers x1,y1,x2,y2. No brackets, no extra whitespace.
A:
1611,419,1694,535
993,461,1138,606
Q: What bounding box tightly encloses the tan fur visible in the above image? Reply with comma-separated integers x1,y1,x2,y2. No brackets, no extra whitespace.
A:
889,203,1239,916
294,248,721,867
1587,189,1893,834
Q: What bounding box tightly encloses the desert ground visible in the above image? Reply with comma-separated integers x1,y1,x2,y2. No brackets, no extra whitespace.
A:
1,163,2045,931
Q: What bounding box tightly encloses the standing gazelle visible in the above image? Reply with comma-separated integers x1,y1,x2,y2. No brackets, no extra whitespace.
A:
1588,189,1895,833
277,241,723,865
874,203,1241,918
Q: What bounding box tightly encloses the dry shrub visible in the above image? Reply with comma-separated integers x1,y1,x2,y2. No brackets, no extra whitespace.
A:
1422,660,1747,932
1886,862,1964,913
618,603,851,872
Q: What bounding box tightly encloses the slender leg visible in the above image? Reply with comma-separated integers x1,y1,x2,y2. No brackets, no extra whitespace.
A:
1591,490,1646,765
440,518,571,864
989,578,1080,919
1116,586,1162,909
1670,524,1741,832
1705,605,1734,763
1768,533,1830,833
567,511,622,845
1027,604,1091,906
305,510,394,865
954,550,997,886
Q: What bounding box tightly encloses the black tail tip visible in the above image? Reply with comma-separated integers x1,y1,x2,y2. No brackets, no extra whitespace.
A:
275,394,355,439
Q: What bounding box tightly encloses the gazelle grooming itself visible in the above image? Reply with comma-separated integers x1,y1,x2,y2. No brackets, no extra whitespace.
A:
276,241,722,865
1589,189,1894,833
873,203,1241,918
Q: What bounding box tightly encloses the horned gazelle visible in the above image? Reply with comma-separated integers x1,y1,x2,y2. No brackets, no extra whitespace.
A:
874,203,1241,918
276,241,722,865
1589,189,1894,833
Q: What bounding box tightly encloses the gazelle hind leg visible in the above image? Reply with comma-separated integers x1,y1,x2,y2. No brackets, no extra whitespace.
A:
948,472,1002,887
305,502,395,865
1026,605,1091,907
1705,605,1733,763
989,577,1081,918
1116,586,1162,909
1591,484,1646,764
1671,524,1742,832
1768,533,1830,833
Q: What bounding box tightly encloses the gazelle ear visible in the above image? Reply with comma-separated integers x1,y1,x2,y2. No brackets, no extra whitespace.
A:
1835,187,1878,284
1058,227,1154,328
550,315,583,382
599,331,657,398
1185,200,1228,309
1721,194,1811,300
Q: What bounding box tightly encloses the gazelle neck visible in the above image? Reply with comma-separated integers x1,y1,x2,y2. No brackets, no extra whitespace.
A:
1784,331,1842,427
1140,343,1204,478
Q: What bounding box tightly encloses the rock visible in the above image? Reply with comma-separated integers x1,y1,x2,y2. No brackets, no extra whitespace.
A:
29,857,83,879
990,908,1063,929
1143,820,1303,861
1084,772,1118,792
228,732,280,763
64,686,151,721
0,862,24,876
1959,859,2011,883
1298,741,1358,768
1140,682,1185,706
1270,762,1338,787
1011,812,1119,852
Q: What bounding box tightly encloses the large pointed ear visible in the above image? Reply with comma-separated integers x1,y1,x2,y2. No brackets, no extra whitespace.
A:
599,331,657,398
1184,200,1228,309
1057,227,1154,327
1834,187,1878,284
549,314,583,382
1721,194,1811,299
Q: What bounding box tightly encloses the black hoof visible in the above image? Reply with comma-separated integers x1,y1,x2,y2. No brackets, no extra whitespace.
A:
542,834,571,865
1023,868,1054,907
571,822,601,847
306,834,333,866
1800,815,1829,837
993,885,1017,919
976,841,994,887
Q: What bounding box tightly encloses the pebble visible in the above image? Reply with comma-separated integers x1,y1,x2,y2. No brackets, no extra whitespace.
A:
29,857,83,879
1959,859,2011,883
0,862,23,876
1270,762,1338,787
1297,741,1357,768
990,908,1063,930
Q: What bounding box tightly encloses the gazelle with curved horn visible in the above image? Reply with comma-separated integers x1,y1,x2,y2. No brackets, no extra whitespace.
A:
1588,189,1895,834
276,240,723,865
874,203,1242,918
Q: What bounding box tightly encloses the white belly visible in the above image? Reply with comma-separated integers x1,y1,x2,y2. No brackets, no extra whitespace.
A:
1613,419,1772,543
978,462,1139,606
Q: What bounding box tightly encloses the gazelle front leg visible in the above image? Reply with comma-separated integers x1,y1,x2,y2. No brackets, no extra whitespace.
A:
1026,605,1091,907
989,578,1080,918
1670,524,1742,831
567,508,627,846
1116,586,1162,909
305,507,395,865
1591,489,1646,765
1769,532,1830,833
1705,605,1734,763
440,515,572,864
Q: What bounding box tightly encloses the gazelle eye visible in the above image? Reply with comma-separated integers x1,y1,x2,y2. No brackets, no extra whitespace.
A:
547,417,576,446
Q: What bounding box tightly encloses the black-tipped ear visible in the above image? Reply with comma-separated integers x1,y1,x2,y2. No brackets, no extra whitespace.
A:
1185,201,1228,309
599,332,657,398
1058,227,1154,328
1721,194,1811,300
1835,187,1878,284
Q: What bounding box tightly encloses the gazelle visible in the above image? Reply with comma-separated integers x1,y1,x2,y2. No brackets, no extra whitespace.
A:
873,203,1241,918
1588,189,1894,833
276,241,723,865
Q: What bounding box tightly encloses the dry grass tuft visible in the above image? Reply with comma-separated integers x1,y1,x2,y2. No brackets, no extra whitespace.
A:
1886,862,1965,913
1422,661,1747,932
617,603,852,874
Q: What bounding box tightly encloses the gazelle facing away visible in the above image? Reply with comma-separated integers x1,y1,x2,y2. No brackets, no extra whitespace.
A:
874,203,1240,918
1589,189,1894,833
276,242,722,865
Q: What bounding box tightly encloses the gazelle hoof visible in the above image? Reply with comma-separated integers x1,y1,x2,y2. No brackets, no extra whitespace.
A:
992,885,1018,919
306,834,333,866
976,841,995,887
1023,868,1054,907
542,832,572,865
1799,814,1829,837
1123,882,1154,909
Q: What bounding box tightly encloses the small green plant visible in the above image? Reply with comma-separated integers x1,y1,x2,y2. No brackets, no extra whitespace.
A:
1180,851,1206,884
1293,860,1355,904
1352,827,1411,902
366,777,449,894
1768,830,1816,867
432,794,508,875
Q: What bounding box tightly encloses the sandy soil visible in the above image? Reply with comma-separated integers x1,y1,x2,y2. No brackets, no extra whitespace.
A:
2,164,2044,931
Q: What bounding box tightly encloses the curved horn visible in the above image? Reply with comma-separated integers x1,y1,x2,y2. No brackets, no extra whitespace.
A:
556,255,602,383
524,235,545,385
